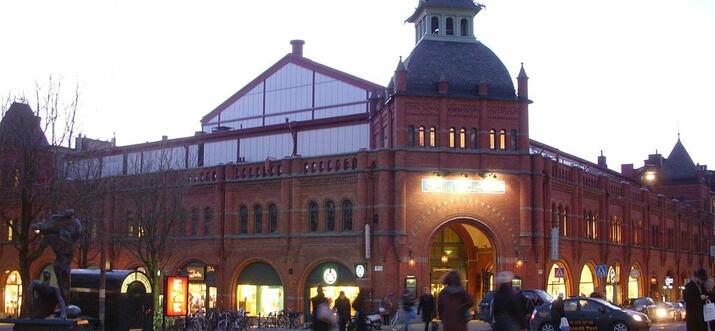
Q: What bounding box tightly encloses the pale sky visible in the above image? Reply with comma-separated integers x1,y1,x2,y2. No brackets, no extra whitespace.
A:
1,0,714,171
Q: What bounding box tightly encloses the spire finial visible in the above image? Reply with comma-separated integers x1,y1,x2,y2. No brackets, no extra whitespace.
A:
677,122,681,141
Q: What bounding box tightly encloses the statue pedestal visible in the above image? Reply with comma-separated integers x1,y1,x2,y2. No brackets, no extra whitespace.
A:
0,318,77,331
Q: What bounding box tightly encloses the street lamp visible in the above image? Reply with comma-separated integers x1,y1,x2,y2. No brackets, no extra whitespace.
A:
441,255,448,264
408,250,415,267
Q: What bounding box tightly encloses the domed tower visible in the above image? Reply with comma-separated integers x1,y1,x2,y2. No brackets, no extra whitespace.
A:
375,0,530,151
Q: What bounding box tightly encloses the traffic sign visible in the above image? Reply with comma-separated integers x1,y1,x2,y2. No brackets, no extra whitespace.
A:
554,267,565,278
595,264,608,278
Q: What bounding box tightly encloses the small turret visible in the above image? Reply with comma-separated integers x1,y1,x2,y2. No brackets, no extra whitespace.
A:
517,62,529,100
597,150,607,168
394,57,408,93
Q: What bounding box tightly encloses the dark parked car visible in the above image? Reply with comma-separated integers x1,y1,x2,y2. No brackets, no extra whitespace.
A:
477,289,553,324
622,297,658,318
530,297,650,331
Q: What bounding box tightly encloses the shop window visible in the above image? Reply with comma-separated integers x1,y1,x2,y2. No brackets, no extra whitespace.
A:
308,201,319,232
418,126,426,147
499,129,506,150
407,126,416,147
610,217,622,243
431,16,439,34
342,200,353,232
191,208,199,236
446,17,454,35
459,128,466,149
325,200,336,232
203,207,212,236
469,128,478,149
546,263,568,298
268,204,278,233
627,266,641,299
579,265,595,296
460,18,469,36
4,270,22,317
254,205,263,234
489,129,496,150
449,128,456,148
429,127,437,147
239,206,248,234
510,129,518,150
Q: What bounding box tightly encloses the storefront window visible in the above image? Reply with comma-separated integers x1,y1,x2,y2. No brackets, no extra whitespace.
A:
304,263,358,318
236,262,284,316
627,266,641,299
182,262,217,314
546,263,568,298
4,271,22,317
605,265,621,304
579,265,595,296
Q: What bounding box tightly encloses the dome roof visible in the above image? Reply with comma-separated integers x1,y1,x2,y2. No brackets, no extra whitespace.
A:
391,40,516,99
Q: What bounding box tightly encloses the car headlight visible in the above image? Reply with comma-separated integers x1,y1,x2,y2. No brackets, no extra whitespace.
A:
656,308,667,318
631,314,644,322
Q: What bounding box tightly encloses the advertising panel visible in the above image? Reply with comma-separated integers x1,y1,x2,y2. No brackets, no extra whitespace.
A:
164,275,189,317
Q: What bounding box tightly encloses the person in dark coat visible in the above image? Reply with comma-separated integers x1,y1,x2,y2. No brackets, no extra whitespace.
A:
550,293,566,330
704,278,715,331
491,271,526,331
684,269,709,331
438,270,474,331
417,287,436,331
335,291,351,331
352,289,369,331
311,285,330,331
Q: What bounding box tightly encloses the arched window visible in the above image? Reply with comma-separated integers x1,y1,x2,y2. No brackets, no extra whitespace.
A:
558,205,567,237
176,208,186,237
610,216,622,243
499,129,506,150
239,205,248,234
546,263,569,298
190,208,199,236
325,200,336,232
510,129,518,150
429,127,437,147
4,270,22,317
460,18,469,36
407,125,416,147
551,203,558,229
446,17,454,35
449,127,456,148
470,128,478,149
203,207,212,235
585,211,597,240
489,129,496,150
579,265,596,296
254,205,263,234
431,16,439,34
418,126,426,147
308,201,319,232
342,200,353,232
459,128,466,148
268,204,278,233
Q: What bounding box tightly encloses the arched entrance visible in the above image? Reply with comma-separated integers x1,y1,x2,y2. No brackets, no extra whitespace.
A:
428,219,496,303
578,264,596,296
303,263,359,320
605,264,622,304
4,271,21,317
236,262,284,315
627,265,642,299
546,262,570,298
178,261,217,313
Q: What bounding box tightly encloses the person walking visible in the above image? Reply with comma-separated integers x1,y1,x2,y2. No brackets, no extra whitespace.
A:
382,292,395,326
400,289,417,331
438,270,474,331
335,291,351,331
684,269,709,331
551,293,566,331
352,289,369,331
311,285,330,331
417,287,435,331
491,271,526,331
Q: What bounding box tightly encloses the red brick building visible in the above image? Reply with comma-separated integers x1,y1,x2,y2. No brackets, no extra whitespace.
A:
2,0,714,318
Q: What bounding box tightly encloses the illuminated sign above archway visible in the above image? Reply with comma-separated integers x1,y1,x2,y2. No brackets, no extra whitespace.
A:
421,178,505,194
323,268,338,285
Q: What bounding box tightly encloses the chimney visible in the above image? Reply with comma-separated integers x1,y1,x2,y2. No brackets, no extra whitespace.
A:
621,164,634,178
597,150,607,168
290,40,305,57
162,135,168,141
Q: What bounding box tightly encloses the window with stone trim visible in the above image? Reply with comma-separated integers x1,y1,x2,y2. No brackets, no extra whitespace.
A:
239,205,248,234
190,208,199,236
610,216,622,243
470,128,478,149
431,16,439,34
446,17,454,35
633,219,642,244
489,129,496,150
585,211,597,240
459,128,466,149
308,201,319,232
449,127,456,148
499,129,507,150
254,205,263,234
342,200,353,232
510,129,518,150
460,19,469,36
559,206,568,237
203,207,212,236
418,126,426,147
325,200,336,232
268,204,278,233
429,127,437,147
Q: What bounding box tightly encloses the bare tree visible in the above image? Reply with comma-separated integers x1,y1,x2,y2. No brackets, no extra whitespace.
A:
0,76,80,317
117,147,193,322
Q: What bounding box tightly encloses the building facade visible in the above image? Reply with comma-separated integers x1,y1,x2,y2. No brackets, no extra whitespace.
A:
2,0,714,318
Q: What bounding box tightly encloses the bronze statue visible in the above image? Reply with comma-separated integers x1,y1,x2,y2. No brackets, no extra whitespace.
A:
28,271,66,319
31,209,82,316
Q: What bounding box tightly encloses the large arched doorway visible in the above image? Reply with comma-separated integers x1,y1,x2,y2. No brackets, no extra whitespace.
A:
579,264,596,296
429,220,495,303
605,264,622,304
235,262,284,315
546,262,570,298
4,271,21,317
303,263,359,321
627,265,642,299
